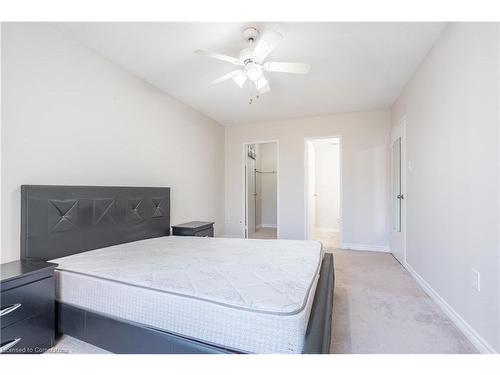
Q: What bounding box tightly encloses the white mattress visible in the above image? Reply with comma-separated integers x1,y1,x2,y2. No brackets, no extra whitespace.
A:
51,236,323,353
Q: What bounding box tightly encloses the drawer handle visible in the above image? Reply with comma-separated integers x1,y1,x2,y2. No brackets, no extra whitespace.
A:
0,303,22,317
0,338,22,354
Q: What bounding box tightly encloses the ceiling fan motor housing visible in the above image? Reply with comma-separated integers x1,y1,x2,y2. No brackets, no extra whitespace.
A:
240,28,264,81
242,27,259,43
239,48,255,65
239,47,263,81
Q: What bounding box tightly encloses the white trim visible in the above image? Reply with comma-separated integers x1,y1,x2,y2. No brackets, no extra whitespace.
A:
220,234,242,238
498,22,500,353
304,135,343,243
341,243,391,253
259,223,277,228
315,227,339,233
390,116,407,265
241,140,279,239
404,262,497,354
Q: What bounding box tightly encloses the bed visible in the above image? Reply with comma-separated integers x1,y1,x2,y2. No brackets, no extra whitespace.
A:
20,185,334,354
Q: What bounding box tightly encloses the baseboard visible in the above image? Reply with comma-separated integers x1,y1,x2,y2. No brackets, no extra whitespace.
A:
340,243,391,253
220,234,242,238
404,262,497,354
260,224,277,228
315,228,339,233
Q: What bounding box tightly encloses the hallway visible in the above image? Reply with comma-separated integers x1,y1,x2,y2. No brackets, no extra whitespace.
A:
249,227,277,239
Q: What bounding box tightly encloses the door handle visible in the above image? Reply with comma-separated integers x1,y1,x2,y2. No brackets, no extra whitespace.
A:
0,303,22,317
0,338,22,353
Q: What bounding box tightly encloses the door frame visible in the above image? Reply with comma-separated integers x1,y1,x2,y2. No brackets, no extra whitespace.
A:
390,116,407,265
241,140,280,239
304,135,343,242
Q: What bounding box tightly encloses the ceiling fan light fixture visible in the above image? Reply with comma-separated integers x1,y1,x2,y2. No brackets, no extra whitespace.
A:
255,76,270,94
232,71,247,88
246,63,263,81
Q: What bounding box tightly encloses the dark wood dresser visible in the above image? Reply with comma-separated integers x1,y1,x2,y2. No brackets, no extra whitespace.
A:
1,260,57,354
172,221,215,237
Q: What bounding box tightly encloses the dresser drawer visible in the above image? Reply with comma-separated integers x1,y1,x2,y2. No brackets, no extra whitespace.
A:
0,312,54,354
194,227,214,237
1,277,54,329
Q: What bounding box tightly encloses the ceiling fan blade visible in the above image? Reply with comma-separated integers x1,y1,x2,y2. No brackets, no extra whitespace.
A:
232,71,248,88
255,77,270,94
263,62,310,74
211,70,243,84
195,49,240,65
252,29,283,61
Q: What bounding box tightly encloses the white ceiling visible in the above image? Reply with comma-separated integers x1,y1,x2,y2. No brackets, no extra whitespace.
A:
55,22,446,126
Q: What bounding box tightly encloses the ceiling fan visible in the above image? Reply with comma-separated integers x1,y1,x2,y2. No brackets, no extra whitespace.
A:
195,27,310,96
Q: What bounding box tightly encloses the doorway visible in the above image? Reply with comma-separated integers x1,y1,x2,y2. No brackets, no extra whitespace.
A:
305,137,342,249
244,141,278,239
390,118,406,265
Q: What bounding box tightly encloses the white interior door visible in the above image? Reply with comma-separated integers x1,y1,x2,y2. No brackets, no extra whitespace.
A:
390,120,406,264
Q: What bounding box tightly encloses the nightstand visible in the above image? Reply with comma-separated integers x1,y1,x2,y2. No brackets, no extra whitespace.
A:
1,260,57,354
172,221,215,237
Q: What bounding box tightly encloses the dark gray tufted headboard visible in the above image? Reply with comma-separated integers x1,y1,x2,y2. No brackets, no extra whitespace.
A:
21,185,170,261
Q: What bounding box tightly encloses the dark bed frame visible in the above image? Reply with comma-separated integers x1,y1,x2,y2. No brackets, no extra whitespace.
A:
20,185,334,354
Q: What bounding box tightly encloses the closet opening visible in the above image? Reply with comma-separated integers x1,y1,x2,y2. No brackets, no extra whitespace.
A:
243,141,279,239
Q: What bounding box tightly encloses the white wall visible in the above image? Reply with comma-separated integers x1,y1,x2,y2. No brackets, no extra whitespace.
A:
314,142,340,232
0,23,3,263
1,23,225,263
306,141,316,237
257,142,277,227
391,23,500,352
225,110,391,249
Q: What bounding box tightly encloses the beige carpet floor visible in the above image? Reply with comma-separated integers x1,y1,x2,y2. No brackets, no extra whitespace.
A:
313,229,340,249
47,248,477,354
47,334,109,354
329,249,476,353
248,227,277,239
